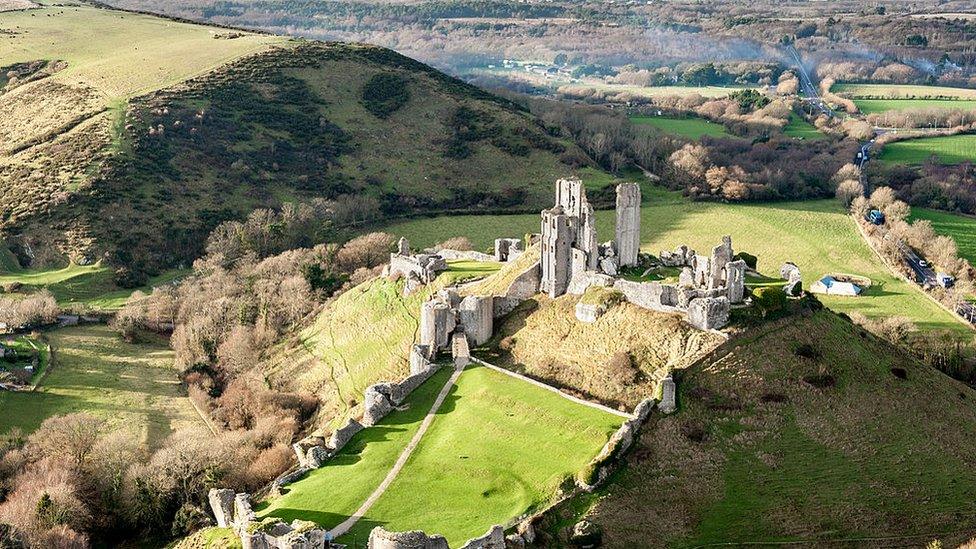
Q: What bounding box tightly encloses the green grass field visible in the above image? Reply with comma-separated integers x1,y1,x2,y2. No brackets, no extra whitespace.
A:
629,115,732,139
0,325,203,447
878,134,976,165
833,83,976,101
555,83,752,99
383,191,967,333
260,363,622,547
853,98,976,114
0,3,285,101
783,115,827,140
0,263,187,310
910,208,976,264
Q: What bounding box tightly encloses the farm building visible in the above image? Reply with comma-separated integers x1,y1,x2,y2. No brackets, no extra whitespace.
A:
810,275,863,297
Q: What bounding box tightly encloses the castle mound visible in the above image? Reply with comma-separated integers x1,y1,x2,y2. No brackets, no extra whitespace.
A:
534,308,976,547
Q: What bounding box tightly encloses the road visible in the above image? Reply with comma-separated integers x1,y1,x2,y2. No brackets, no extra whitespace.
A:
787,45,835,118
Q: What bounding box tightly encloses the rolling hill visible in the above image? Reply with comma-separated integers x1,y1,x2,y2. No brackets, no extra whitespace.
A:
0,2,607,281
533,307,976,547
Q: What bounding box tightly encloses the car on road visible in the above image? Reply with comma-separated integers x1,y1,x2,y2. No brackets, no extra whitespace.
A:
919,260,928,268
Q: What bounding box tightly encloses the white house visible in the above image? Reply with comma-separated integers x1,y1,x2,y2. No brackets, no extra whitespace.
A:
810,275,863,297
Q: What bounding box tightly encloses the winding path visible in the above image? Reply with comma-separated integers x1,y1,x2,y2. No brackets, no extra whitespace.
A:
328,363,465,538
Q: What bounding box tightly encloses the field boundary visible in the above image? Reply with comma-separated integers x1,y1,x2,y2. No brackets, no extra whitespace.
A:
470,357,632,419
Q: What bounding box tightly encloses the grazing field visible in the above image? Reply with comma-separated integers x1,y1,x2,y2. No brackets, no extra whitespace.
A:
537,311,976,547
0,325,202,447
0,3,284,101
833,83,976,100
259,363,622,547
910,208,976,265
0,263,187,310
853,98,976,114
878,134,976,165
783,114,827,139
383,192,967,333
629,115,731,139
555,82,750,99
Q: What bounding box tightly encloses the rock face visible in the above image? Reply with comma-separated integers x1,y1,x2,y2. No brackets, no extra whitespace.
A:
458,295,493,346
615,182,641,269
368,526,450,549
725,259,747,303
208,488,235,528
687,296,730,331
459,525,506,549
328,418,364,452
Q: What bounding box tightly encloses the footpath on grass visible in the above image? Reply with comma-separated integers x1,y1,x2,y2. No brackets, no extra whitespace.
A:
328,363,465,538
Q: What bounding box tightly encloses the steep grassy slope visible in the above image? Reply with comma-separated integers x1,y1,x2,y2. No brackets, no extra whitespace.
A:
535,309,976,547
384,193,967,333
0,3,608,275
261,261,500,432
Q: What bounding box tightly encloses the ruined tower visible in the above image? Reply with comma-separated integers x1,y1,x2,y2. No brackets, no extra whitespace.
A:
615,182,641,268
540,205,574,298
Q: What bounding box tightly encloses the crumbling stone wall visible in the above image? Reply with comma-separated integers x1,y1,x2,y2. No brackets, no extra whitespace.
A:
615,182,641,268
208,490,328,549
368,527,450,549
578,398,656,491
458,295,493,345
493,238,524,262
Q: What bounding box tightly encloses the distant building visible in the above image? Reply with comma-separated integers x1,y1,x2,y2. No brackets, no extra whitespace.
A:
810,275,863,297
867,210,886,225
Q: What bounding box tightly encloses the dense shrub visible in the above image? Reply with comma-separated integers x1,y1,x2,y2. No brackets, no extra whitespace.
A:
752,287,787,317
361,73,410,118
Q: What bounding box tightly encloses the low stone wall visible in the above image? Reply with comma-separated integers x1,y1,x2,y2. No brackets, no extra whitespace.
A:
612,279,680,312
577,397,656,491
436,248,497,263
367,524,506,549
362,359,440,427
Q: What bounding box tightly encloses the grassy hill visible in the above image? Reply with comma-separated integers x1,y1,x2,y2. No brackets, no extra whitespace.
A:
534,308,976,547
0,2,608,277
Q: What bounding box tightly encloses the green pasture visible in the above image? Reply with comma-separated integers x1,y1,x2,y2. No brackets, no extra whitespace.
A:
0,325,202,447
854,98,976,114
833,83,976,101
910,208,976,265
878,134,976,165
260,363,621,547
383,193,968,333
783,115,827,140
629,115,731,139
0,263,187,311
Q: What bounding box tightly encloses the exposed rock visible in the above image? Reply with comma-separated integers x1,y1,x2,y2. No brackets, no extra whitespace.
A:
687,296,730,330
327,418,364,453
570,520,602,548
658,376,676,414
368,526,449,549
208,488,235,528
460,525,506,549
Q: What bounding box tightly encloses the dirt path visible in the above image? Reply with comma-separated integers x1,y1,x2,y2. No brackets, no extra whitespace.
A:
328,363,465,538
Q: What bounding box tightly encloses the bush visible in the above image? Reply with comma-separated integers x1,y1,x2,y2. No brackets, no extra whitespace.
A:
752,287,787,316
361,73,410,118
734,252,757,269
